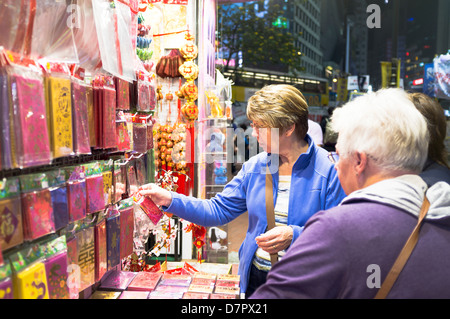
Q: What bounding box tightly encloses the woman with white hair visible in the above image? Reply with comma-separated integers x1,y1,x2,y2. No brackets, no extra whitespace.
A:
250,88,450,299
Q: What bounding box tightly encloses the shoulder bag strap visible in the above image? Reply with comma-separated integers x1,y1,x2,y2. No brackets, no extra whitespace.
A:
374,195,431,299
265,164,278,266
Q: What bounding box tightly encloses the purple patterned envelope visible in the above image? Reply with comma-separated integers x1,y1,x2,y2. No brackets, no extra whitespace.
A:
0,278,13,299
100,270,137,291
14,75,52,167
67,180,87,222
45,252,70,299
86,175,105,214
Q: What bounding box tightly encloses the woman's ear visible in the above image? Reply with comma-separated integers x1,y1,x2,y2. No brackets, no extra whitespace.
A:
354,151,368,176
284,124,296,137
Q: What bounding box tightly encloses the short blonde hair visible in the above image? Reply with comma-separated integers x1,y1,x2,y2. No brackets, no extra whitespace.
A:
331,88,429,173
247,84,309,139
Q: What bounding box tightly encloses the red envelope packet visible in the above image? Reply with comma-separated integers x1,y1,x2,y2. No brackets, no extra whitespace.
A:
86,174,105,214
13,75,52,168
133,193,163,225
94,218,107,282
119,206,134,260
67,180,87,222
71,80,91,155
127,271,162,291
21,189,55,241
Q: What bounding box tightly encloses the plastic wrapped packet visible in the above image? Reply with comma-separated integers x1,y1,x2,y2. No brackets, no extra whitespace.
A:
115,77,131,110
4,51,52,168
47,169,69,231
43,62,74,158
0,67,13,169
66,166,87,223
94,216,107,282
116,111,132,151
71,77,92,155
106,206,121,270
118,198,134,260
10,244,49,299
0,177,23,251
0,262,13,299
84,162,106,214
19,172,55,241
76,226,95,291
42,236,70,299
92,0,135,82
30,0,78,62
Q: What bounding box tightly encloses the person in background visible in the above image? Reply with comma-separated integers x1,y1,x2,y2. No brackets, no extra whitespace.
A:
250,88,450,299
138,84,346,296
307,119,323,147
408,92,450,186
320,106,338,151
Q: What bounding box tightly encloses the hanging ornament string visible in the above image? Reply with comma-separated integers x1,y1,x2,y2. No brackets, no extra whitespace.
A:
152,29,190,38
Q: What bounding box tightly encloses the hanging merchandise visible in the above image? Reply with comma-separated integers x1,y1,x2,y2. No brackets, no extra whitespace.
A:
92,0,136,82
71,0,102,71
0,0,78,63
102,160,114,206
66,236,79,299
156,49,184,78
137,72,157,112
42,236,70,299
0,262,13,299
116,111,132,152
84,162,106,214
0,66,12,170
19,173,55,241
127,158,139,195
66,166,87,223
47,169,69,231
115,77,131,111
133,153,148,186
106,205,121,270
76,225,95,292
205,90,223,118
3,51,52,169
0,177,23,252
86,85,97,148
71,75,92,155
43,62,74,159
114,159,128,202
94,215,107,282
10,245,49,299
133,114,150,154
119,198,135,260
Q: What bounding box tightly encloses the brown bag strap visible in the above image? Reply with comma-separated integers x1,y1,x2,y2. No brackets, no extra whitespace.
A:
265,165,278,266
374,195,430,299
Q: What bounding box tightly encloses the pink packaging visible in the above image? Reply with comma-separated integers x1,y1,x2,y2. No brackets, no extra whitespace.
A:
100,270,137,291
71,80,91,155
127,272,162,291
119,206,134,260
13,74,52,168
45,252,70,299
86,174,105,214
133,193,163,225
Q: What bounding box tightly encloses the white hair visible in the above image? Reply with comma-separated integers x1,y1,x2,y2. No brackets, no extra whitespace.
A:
331,88,429,173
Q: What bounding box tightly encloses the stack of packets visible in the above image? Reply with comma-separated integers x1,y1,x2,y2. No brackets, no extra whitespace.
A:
88,262,241,299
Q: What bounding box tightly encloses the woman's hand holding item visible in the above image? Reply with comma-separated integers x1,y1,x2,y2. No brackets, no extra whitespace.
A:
138,183,173,207
255,226,293,254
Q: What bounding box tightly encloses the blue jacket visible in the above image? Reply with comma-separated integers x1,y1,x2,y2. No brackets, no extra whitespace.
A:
164,135,346,293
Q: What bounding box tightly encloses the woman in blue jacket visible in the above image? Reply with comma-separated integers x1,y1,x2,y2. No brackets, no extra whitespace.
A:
139,84,346,296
